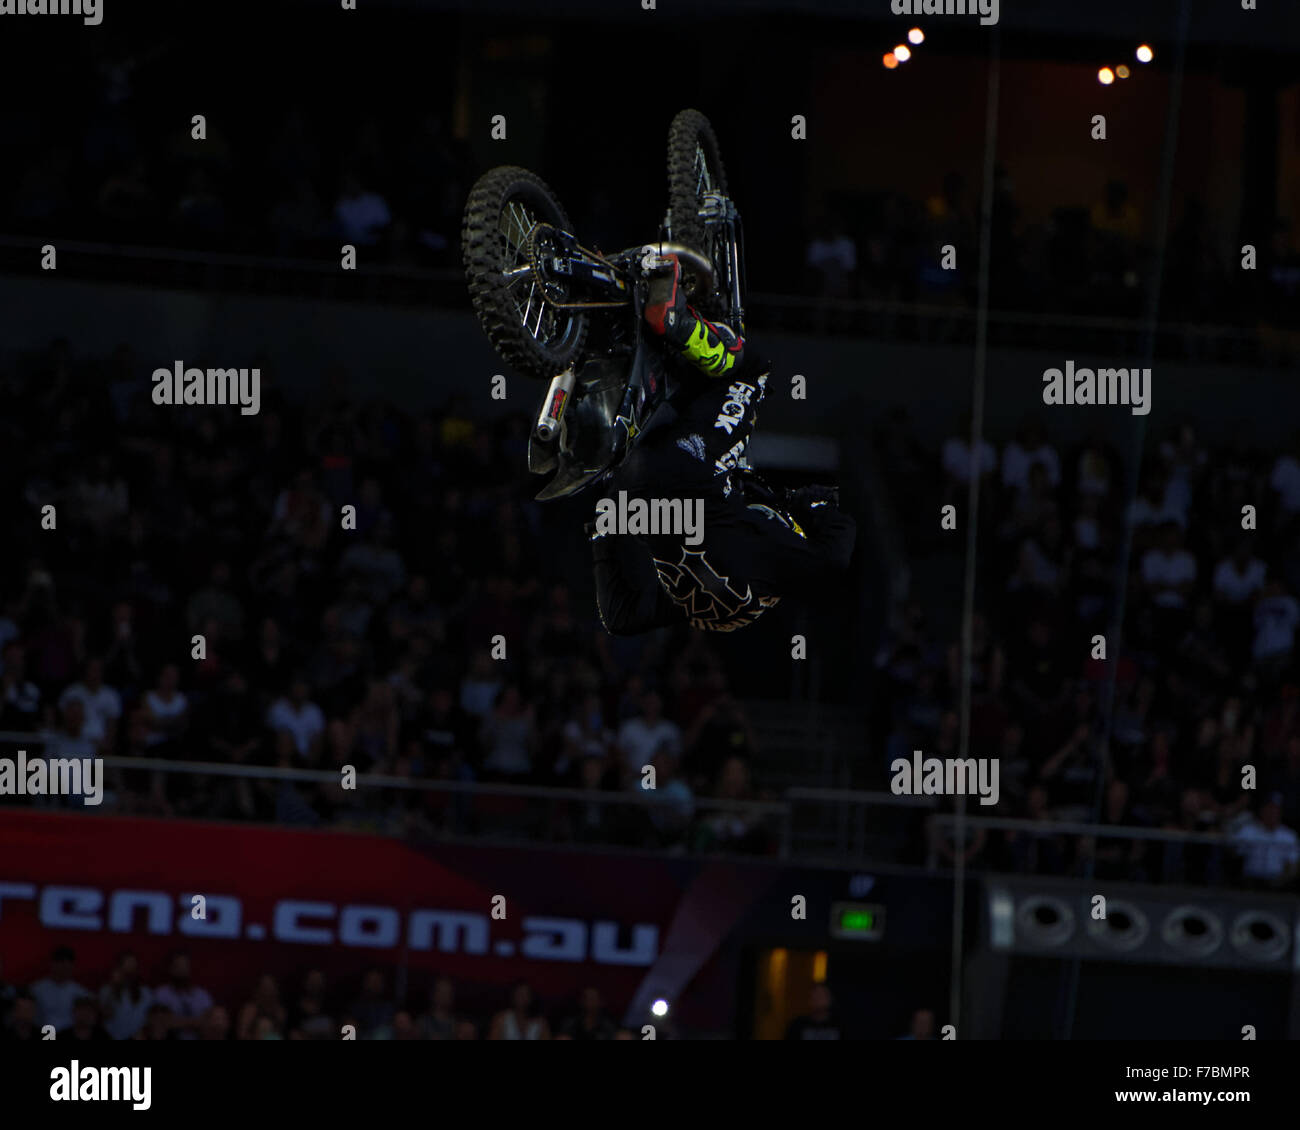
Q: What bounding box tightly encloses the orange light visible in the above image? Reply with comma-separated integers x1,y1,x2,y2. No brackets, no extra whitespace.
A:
1136,44,1153,63
894,45,912,62
1116,64,1131,79
908,27,924,45
883,52,898,69
1098,67,1115,85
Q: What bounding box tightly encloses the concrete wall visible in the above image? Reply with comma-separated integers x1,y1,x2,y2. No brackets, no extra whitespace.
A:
3,276,1295,452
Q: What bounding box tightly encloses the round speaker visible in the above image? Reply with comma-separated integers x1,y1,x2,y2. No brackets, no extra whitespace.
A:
1161,905,1223,958
1085,898,1148,951
1229,910,1290,964
1016,894,1074,946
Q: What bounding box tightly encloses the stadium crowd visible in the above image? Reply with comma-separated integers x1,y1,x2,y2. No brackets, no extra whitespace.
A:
0,945,637,1041
873,408,1300,890
0,337,776,856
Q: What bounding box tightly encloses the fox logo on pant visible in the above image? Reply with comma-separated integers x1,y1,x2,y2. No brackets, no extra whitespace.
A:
50,1062,151,1110
653,546,780,632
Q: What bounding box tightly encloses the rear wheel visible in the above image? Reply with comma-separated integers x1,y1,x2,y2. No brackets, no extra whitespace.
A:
666,109,730,317
462,166,588,379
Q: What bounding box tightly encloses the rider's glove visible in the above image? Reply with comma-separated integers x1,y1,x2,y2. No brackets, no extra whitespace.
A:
784,485,840,531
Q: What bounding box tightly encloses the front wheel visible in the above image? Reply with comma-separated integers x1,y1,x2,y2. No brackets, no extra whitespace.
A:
666,109,730,318
462,166,588,380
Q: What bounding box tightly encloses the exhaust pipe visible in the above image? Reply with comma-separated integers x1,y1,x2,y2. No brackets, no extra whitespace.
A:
535,367,576,443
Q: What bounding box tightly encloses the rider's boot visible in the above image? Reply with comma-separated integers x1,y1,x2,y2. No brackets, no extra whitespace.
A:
644,253,745,378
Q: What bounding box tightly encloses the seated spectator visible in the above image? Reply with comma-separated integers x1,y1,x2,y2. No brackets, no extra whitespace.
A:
334,171,391,246
134,1003,175,1041
1002,419,1061,498
141,664,189,752
153,951,214,1040
616,691,681,779
236,974,287,1041
2,993,40,1042
200,1005,232,1041
481,683,535,780
1232,794,1300,888
58,657,123,750
694,755,770,854
267,677,326,761
896,1007,937,1041
347,969,396,1040
785,984,842,1040
488,982,550,1041
30,945,89,1034
417,977,458,1041
559,987,616,1041
99,951,153,1041
67,996,110,1042
0,641,42,732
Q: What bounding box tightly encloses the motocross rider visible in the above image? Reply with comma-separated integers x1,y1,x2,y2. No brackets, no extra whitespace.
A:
588,253,857,634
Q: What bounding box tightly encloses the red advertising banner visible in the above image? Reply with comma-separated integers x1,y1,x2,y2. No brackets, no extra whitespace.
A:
0,811,715,1017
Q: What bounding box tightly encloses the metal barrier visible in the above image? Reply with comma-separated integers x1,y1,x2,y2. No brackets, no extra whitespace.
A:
0,734,1271,885
0,236,1272,362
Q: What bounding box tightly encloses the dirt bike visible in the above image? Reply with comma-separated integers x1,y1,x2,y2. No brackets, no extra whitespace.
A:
461,109,748,501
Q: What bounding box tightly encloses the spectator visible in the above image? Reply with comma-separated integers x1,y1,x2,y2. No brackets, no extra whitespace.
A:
186,560,246,643
135,1004,175,1042
558,987,616,1041
489,982,550,1041
347,969,396,1040
1232,794,1300,888
67,996,110,1042
199,1005,232,1041
236,974,287,1041
0,642,42,732
153,951,214,1040
29,946,89,1034
2,994,40,1042
58,657,122,750
289,970,335,1040
99,951,153,1040
1253,580,1300,674
334,171,391,246
416,977,458,1041
267,677,326,761
805,215,857,299
616,691,681,778
897,1007,937,1041
481,683,535,780
141,664,189,751
784,984,841,1040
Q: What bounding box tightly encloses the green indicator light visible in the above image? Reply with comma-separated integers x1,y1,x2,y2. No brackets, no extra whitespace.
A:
840,910,874,931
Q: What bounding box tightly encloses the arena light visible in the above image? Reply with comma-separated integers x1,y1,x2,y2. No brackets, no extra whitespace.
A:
651,998,670,1018
883,52,898,69
908,27,924,45
894,44,912,62
1116,64,1131,79
1136,44,1153,63
1098,67,1115,85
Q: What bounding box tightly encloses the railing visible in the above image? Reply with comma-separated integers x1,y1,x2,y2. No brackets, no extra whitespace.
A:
2,735,1269,886
0,235,1278,363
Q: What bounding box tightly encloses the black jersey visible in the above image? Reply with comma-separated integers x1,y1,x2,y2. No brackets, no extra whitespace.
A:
590,358,856,634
